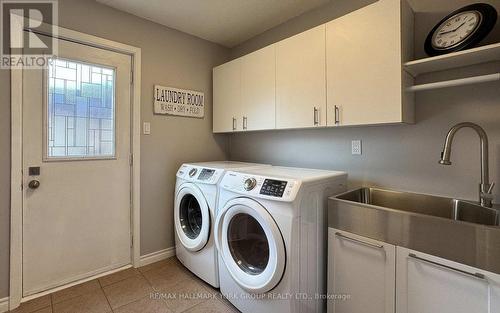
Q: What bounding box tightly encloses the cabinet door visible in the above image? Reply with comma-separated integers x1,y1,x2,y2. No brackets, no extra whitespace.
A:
326,0,411,126
396,247,500,313
276,25,326,129
213,59,241,132
241,45,276,131
328,229,396,313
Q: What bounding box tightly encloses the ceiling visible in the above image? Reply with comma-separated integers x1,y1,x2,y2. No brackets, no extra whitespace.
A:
97,0,500,47
96,0,332,47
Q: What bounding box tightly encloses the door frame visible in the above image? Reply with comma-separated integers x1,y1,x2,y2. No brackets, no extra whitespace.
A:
10,23,142,310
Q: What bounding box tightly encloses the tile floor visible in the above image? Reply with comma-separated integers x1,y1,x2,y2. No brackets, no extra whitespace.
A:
11,257,238,313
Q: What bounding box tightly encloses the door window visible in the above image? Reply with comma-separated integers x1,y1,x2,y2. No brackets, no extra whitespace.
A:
46,58,115,159
179,194,203,239
227,213,270,275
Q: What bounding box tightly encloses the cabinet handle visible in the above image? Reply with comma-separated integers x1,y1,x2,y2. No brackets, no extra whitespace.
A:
313,107,319,126
334,105,340,125
243,116,247,130
335,232,383,250
408,253,486,280
232,117,236,131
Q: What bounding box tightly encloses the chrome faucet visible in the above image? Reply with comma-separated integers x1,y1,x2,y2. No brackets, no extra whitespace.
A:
439,122,495,208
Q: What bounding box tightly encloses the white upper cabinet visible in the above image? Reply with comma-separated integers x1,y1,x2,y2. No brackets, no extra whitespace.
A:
396,247,500,313
328,229,396,313
326,0,414,126
213,0,414,132
276,25,326,129
241,45,276,131
213,59,241,133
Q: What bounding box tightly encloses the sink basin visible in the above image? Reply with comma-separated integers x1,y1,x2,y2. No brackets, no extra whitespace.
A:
329,187,500,275
337,188,499,226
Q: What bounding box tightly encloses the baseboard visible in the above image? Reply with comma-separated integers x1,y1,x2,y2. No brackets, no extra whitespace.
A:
22,264,132,302
0,297,9,313
138,246,176,267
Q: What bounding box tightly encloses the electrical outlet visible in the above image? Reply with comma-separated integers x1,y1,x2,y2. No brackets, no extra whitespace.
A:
352,140,362,155
143,122,151,135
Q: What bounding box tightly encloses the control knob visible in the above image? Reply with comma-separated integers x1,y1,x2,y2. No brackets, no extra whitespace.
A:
189,168,198,177
244,178,257,191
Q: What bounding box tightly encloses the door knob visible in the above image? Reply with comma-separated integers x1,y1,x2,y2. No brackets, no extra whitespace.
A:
28,180,40,189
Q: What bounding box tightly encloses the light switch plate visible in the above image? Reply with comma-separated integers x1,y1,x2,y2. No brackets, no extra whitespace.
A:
352,140,362,155
143,122,151,135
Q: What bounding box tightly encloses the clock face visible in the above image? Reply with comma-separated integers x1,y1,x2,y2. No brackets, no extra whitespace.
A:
431,11,482,50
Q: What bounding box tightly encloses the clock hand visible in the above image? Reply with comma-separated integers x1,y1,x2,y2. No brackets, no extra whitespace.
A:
453,21,467,31
438,21,467,35
439,29,456,35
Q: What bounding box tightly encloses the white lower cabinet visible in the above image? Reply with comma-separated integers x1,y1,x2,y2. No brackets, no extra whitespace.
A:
328,230,500,313
328,229,396,313
396,247,500,313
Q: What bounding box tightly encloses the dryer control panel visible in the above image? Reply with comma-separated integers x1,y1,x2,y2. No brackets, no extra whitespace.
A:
221,171,301,202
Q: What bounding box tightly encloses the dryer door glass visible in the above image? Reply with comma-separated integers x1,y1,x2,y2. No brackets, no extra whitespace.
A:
227,213,270,275
179,194,203,239
175,184,210,252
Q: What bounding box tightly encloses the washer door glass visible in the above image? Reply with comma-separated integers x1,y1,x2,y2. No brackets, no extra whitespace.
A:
227,213,269,275
175,184,210,252
179,194,203,239
215,197,286,294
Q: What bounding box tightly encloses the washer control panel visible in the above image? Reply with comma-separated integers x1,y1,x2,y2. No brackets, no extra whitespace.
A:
221,171,300,202
198,168,216,181
260,179,287,197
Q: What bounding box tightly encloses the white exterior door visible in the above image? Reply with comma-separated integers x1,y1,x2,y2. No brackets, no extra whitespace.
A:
328,229,396,313
22,37,132,296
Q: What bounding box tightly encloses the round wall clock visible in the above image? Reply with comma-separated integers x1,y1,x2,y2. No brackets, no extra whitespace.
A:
424,3,497,56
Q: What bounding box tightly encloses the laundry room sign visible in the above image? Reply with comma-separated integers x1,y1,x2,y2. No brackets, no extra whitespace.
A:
153,85,204,118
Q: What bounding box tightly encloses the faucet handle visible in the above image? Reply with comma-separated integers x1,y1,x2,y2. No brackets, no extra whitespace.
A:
487,182,495,194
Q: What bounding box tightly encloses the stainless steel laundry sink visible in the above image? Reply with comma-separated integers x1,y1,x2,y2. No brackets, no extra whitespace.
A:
337,187,499,226
329,187,500,275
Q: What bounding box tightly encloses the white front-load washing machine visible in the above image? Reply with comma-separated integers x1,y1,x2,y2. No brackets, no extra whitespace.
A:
215,166,347,312
174,161,269,288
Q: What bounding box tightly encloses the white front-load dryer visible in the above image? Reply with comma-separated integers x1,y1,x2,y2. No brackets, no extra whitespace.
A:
215,166,347,312
174,161,269,288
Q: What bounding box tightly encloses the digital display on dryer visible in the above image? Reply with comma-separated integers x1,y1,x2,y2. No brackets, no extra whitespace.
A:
260,179,287,197
198,169,215,181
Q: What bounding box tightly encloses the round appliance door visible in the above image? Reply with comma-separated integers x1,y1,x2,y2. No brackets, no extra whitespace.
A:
215,197,286,294
174,184,210,252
